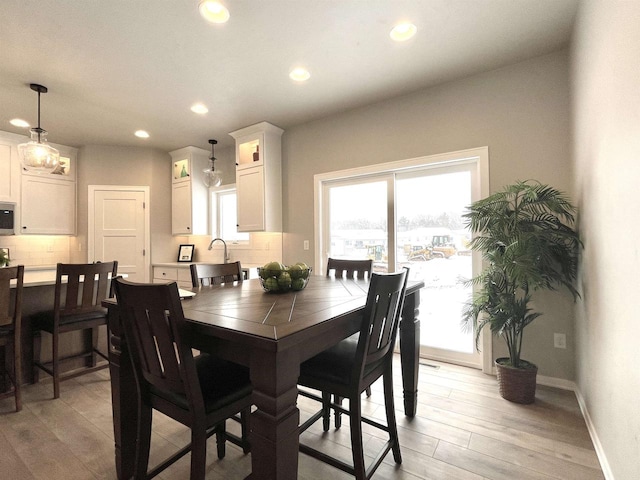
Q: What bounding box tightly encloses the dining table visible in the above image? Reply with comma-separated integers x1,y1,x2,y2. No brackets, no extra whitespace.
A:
104,275,424,480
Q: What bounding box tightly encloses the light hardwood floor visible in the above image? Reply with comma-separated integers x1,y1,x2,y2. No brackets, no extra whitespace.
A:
0,357,604,480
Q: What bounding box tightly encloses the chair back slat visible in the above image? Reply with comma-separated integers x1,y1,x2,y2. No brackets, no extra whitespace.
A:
114,278,203,407
0,266,23,328
326,258,373,280
354,268,408,380
55,262,117,316
190,261,243,287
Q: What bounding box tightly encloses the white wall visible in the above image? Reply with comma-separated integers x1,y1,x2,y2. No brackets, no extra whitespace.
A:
282,50,576,380
571,2,640,479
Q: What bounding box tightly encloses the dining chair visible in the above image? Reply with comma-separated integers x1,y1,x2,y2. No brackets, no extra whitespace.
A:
326,257,374,410
0,265,24,412
326,258,373,280
190,261,244,287
32,261,118,399
113,277,252,480
298,268,409,480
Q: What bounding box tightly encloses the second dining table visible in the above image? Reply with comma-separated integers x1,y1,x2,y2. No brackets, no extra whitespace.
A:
105,275,424,480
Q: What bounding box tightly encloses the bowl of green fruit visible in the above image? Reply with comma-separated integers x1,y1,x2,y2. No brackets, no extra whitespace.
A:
258,261,312,293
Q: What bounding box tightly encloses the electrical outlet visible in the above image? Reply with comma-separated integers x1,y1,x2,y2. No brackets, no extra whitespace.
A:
47,243,54,253
554,333,566,349
303,240,309,250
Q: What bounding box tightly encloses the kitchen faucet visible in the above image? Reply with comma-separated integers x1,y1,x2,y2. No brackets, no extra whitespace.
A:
208,237,229,263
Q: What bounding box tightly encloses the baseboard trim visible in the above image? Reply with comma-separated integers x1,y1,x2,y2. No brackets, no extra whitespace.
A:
535,374,576,391
573,387,615,480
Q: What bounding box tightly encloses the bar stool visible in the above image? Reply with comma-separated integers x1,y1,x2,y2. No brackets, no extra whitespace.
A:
32,261,117,398
0,265,24,411
298,269,408,480
113,277,252,480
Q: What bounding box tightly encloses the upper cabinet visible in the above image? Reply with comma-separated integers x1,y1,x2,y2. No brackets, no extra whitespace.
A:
20,145,77,235
229,122,283,232
0,131,22,203
170,146,209,235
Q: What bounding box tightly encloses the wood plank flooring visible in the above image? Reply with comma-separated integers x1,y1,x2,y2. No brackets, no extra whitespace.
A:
0,357,604,479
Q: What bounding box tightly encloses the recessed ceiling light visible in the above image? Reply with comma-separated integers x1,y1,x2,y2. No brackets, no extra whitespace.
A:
10,118,30,128
135,130,150,139
199,1,230,24
191,103,209,114
289,67,311,82
390,23,417,42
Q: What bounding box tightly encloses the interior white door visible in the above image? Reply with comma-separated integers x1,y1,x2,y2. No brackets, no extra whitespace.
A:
89,186,149,282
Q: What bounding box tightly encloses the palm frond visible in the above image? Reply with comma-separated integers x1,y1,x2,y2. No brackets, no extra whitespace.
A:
462,180,581,365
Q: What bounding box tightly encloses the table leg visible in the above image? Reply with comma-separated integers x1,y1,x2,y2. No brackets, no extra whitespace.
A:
399,288,421,417
247,349,301,480
106,306,138,480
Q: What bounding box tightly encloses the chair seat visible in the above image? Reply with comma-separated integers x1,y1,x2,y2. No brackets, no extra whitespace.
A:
151,354,252,413
32,308,108,332
299,333,383,388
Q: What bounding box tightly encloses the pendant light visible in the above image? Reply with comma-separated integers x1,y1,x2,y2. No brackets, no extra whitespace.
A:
203,139,222,187
18,84,60,173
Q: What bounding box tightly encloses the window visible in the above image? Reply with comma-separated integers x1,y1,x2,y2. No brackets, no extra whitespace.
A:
210,186,249,243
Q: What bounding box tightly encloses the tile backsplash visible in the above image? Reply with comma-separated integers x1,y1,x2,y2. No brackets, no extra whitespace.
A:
0,235,70,267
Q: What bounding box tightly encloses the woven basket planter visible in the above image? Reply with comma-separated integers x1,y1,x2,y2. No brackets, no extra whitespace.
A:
495,358,538,404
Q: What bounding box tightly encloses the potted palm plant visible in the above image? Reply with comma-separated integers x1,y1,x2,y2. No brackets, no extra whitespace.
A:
462,180,581,404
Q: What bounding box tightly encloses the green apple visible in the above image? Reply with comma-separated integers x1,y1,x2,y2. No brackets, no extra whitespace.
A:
277,272,292,290
261,261,284,279
291,278,306,290
264,277,279,292
295,263,310,279
288,264,303,279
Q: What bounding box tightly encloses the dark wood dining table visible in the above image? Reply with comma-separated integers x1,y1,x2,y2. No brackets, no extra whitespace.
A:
104,275,424,480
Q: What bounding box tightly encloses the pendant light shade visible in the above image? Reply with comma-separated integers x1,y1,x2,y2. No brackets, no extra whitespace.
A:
18,84,60,173
203,139,222,187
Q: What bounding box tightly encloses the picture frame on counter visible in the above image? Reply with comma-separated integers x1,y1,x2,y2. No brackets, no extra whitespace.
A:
177,244,194,263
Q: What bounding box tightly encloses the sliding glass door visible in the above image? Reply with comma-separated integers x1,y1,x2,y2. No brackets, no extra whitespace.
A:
319,149,487,369
395,164,479,366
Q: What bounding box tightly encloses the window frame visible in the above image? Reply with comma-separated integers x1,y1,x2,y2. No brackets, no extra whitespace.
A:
210,184,250,245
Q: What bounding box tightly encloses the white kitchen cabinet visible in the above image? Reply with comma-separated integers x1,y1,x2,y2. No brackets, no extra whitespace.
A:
20,146,77,235
152,265,192,288
229,122,283,232
170,146,209,235
0,131,23,203
21,175,76,234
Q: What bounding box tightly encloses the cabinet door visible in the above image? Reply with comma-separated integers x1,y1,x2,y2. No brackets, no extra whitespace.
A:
21,177,76,234
237,166,264,232
172,181,192,235
0,141,18,202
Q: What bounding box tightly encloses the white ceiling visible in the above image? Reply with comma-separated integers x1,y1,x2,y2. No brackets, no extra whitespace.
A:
0,0,578,152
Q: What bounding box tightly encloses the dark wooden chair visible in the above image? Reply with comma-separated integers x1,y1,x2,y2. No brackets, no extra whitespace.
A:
298,268,409,480
326,258,373,280
113,277,252,480
190,261,243,287
326,257,374,405
0,265,24,412
32,261,117,398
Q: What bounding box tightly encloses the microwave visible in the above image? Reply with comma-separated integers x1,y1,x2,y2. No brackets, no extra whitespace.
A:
0,203,15,235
